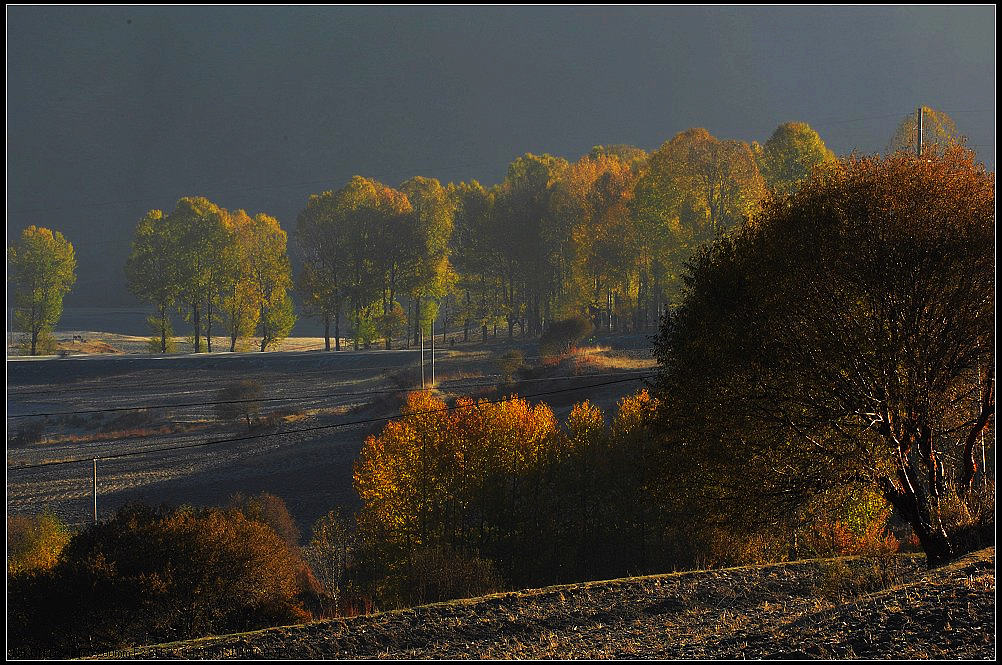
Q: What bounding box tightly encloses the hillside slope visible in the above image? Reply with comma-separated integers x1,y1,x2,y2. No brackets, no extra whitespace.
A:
101,549,994,660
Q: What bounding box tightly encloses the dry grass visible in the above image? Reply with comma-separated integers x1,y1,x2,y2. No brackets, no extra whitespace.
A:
574,346,656,371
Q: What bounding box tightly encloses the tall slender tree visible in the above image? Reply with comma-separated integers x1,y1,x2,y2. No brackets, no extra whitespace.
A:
8,226,76,355
125,211,177,353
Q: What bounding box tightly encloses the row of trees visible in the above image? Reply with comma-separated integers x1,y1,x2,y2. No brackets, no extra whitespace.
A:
9,108,968,355
295,121,839,348
125,197,295,352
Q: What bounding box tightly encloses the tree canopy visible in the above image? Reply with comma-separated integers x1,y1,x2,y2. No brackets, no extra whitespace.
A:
757,121,836,195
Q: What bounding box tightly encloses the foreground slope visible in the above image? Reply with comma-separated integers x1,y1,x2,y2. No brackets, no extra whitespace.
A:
100,548,993,660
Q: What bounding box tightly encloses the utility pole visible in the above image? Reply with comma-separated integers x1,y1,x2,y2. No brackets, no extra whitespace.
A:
92,458,98,523
917,106,923,157
420,326,425,389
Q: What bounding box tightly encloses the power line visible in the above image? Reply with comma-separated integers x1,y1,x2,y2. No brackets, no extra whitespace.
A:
6,369,653,419
6,373,653,471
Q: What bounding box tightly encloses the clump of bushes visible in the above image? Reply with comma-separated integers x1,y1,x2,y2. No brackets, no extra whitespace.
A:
7,503,311,658
538,315,594,361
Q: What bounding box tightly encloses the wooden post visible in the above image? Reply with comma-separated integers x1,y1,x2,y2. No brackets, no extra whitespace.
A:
93,458,98,523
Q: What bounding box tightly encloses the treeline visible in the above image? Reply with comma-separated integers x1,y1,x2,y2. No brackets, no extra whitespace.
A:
349,390,897,608
7,108,971,355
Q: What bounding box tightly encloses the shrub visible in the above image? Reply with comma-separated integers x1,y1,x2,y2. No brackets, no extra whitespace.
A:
814,555,908,600
494,349,524,384
538,315,593,360
801,486,900,558
7,503,310,658
10,420,46,446
7,512,71,576
214,380,263,429
407,545,502,606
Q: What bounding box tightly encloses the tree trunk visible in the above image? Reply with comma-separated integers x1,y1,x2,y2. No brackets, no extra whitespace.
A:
464,289,471,342
335,308,341,351
413,298,422,346
160,304,169,353
192,304,201,353
324,312,331,351
259,305,269,352
959,364,994,495
878,457,954,566
205,299,213,352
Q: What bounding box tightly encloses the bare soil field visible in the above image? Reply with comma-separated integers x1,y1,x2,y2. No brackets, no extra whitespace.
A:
96,548,994,660
7,334,655,533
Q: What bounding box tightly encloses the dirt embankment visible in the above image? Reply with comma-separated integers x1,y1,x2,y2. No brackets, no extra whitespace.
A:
99,548,994,660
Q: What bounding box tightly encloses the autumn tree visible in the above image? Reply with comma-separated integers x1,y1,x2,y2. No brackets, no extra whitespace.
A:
653,146,994,565
399,176,455,345
8,226,77,355
7,504,309,658
170,197,230,352
228,491,301,546
757,121,836,195
295,191,351,351
631,128,765,320
125,210,178,353
492,153,569,336
303,508,356,614
218,209,260,351
354,389,677,602
446,180,497,342
887,106,965,155
214,379,263,429
588,144,648,170
7,512,71,576
550,153,639,330
245,213,296,351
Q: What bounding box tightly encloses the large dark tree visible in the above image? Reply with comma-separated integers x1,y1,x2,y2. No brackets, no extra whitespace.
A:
653,146,994,566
